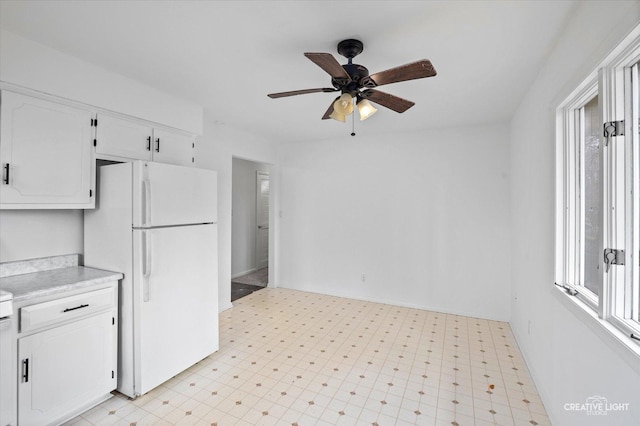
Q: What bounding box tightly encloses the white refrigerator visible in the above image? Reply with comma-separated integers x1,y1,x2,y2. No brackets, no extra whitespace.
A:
84,161,218,398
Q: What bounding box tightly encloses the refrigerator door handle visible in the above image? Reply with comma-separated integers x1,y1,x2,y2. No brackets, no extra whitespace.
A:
142,179,151,226
142,230,152,302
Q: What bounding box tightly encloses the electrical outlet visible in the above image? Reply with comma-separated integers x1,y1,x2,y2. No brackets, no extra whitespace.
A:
361,274,366,282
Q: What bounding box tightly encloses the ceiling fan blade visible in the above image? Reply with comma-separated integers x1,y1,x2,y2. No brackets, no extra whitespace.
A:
304,53,351,81
361,89,415,113
365,59,436,87
322,97,339,120
268,88,338,99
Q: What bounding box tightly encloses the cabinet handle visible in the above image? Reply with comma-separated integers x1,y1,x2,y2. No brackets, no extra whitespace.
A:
63,304,89,313
2,163,9,185
22,359,29,383
146,136,152,151
155,138,160,153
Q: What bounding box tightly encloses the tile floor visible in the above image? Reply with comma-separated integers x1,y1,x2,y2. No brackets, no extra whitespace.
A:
65,288,550,425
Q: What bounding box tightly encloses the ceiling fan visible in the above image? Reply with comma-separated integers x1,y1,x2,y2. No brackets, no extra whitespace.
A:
267,39,437,122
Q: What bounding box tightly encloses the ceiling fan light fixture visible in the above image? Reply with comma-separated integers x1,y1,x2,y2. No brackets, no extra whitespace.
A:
357,98,377,121
333,93,354,115
267,39,437,123
329,109,346,122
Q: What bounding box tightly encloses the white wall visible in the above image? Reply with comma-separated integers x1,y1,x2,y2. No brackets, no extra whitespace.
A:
276,124,511,321
0,30,202,134
196,119,277,311
231,158,271,278
509,2,640,425
0,210,83,262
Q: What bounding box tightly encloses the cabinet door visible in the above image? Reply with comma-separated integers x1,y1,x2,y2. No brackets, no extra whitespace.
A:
96,114,153,161
152,128,194,166
18,311,116,426
0,91,94,208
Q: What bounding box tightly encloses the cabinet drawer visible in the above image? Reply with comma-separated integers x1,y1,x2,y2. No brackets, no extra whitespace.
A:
20,287,114,333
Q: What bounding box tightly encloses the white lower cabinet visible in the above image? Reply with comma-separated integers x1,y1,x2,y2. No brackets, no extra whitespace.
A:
16,286,117,426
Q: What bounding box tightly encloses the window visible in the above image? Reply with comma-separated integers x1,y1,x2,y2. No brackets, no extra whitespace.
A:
581,95,602,299
556,27,640,347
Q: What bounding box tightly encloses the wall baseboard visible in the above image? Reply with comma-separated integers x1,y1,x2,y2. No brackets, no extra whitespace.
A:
276,284,509,323
231,267,259,279
218,301,233,312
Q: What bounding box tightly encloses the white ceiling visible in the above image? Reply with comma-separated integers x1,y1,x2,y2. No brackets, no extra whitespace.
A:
0,0,577,143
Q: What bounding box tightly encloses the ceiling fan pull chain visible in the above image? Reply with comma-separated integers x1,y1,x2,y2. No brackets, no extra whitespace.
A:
351,98,356,136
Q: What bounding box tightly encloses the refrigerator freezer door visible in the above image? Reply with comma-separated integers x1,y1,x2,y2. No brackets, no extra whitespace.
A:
132,224,218,396
132,161,217,228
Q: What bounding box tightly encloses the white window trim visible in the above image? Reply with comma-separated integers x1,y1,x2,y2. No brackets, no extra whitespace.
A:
555,24,640,372
557,78,600,310
601,31,640,337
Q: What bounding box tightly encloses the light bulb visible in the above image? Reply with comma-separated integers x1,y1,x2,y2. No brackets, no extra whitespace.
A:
357,99,378,121
329,110,346,122
333,93,354,115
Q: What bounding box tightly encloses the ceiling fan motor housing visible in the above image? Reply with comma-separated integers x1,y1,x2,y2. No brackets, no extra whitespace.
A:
333,39,371,95
333,63,370,94
337,39,364,59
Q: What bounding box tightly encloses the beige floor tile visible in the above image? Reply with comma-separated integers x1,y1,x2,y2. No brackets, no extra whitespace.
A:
65,288,550,426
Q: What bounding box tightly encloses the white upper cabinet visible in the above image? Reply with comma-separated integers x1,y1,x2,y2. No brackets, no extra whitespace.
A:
96,114,194,167
0,91,95,209
152,128,195,167
95,115,153,161
0,88,198,209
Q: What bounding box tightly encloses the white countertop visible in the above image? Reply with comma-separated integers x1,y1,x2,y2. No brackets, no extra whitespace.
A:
0,289,12,317
0,266,122,302
0,289,11,302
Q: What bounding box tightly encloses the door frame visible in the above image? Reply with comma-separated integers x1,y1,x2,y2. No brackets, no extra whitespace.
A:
230,157,276,291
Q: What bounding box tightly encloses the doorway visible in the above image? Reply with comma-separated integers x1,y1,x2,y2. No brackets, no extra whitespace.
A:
231,158,270,301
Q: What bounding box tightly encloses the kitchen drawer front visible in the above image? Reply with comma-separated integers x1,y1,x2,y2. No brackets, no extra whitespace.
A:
20,287,114,333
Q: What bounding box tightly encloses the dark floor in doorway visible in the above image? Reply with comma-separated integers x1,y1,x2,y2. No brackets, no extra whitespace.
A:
231,282,264,302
